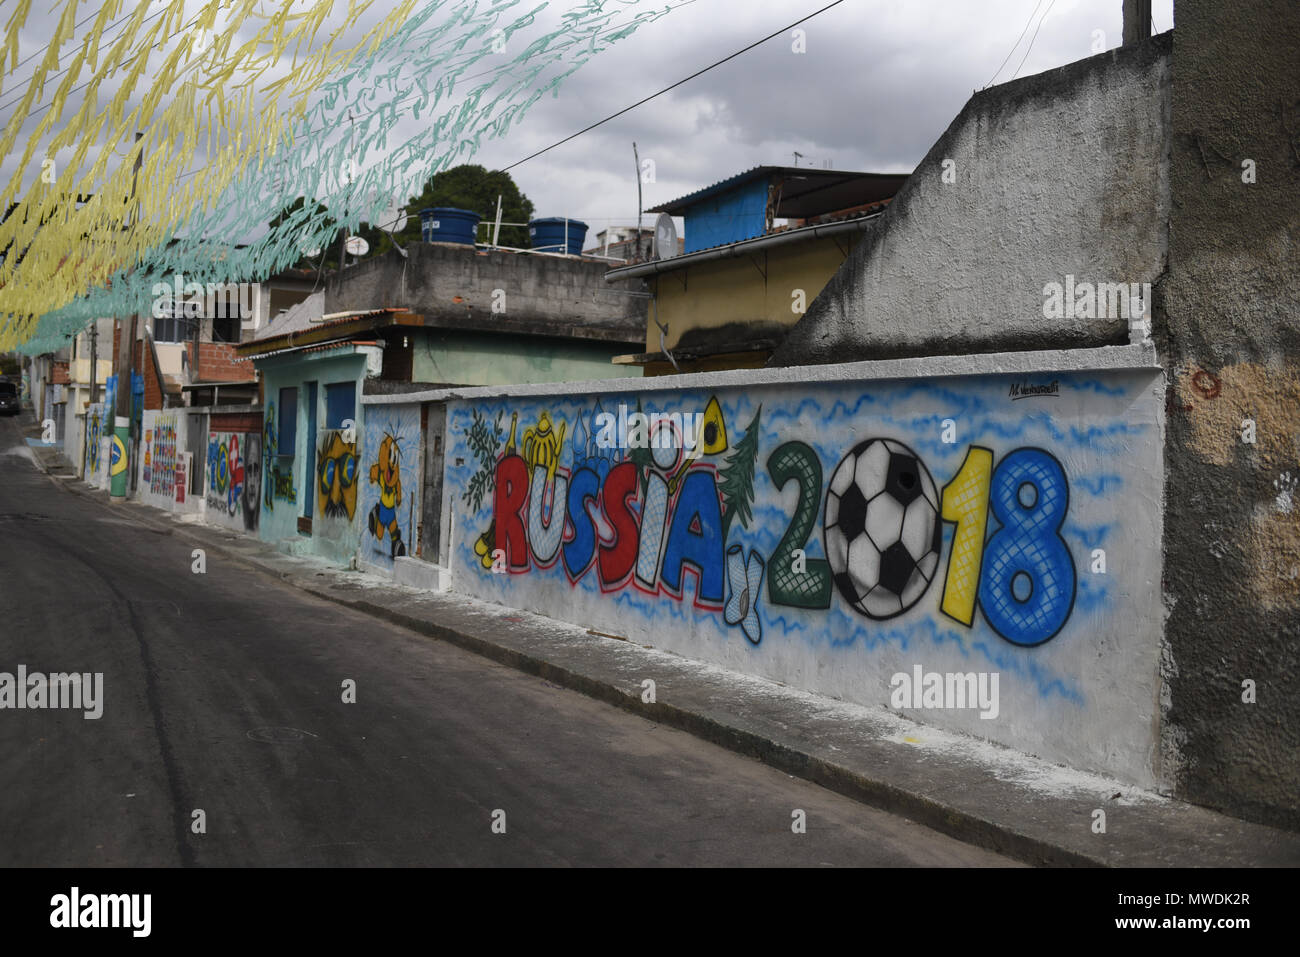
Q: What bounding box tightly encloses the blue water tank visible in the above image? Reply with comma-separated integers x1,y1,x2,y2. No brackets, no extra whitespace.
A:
419,207,481,244
528,217,588,255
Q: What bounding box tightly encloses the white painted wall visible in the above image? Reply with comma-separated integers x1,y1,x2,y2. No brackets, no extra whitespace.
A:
436,349,1166,787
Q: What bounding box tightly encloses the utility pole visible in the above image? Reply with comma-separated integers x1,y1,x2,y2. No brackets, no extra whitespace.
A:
633,142,643,263
1122,0,1152,45
88,319,98,405
111,131,143,500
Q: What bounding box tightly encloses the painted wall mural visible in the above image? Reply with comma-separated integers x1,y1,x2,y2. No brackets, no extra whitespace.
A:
446,371,1165,786
358,404,422,567
83,402,108,485
206,431,261,531
145,413,179,497
262,400,295,510
137,409,189,512
317,430,358,521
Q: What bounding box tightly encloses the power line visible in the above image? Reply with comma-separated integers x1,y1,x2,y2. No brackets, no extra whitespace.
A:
0,3,167,119
2,6,104,78
172,0,704,187
498,0,848,173
984,0,1042,89
1011,0,1058,80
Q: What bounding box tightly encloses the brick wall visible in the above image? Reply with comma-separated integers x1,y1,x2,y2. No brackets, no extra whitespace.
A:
187,341,256,383
210,412,263,433
140,340,163,411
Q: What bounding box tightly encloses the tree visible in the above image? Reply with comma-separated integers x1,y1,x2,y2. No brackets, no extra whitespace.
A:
393,164,534,249
265,165,536,268
266,197,344,271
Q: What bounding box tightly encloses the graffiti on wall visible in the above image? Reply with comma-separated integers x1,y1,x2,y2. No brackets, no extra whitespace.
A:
206,431,261,531
449,380,1139,666
146,414,179,497
84,403,107,480
262,401,295,509
317,430,357,521
359,406,421,564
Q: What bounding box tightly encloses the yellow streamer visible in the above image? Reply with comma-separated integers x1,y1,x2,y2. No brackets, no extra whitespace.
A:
0,0,416,331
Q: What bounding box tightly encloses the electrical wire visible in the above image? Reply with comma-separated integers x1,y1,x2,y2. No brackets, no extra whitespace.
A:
171,0,705,188
1010,0,1058,80
0,3,168,120
984,0,1042,89
498,0,848,173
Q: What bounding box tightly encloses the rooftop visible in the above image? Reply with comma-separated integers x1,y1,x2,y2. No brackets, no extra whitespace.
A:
648,166,908,220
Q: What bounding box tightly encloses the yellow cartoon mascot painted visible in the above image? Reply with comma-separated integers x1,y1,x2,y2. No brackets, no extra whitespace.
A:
368,432,406,558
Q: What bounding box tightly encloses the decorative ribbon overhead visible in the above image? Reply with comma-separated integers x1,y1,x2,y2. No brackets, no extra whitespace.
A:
0,0,418,338
4,0,680,351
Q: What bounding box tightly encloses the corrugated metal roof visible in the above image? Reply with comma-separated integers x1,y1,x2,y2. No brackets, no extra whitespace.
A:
647,166,907,218
241,338,383,363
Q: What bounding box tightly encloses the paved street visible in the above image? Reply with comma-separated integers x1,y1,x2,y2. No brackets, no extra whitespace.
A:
0,416,1014,866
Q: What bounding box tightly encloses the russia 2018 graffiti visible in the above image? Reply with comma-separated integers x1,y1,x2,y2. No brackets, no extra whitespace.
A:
317,430,358,521
447,371,1165,785
359,405,421,566
262,401,295,510
206,431,260,531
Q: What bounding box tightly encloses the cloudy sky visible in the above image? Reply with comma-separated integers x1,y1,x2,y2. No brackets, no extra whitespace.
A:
1,0,1175,247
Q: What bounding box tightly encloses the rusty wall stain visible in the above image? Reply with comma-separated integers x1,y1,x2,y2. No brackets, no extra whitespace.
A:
1174,360,1300,609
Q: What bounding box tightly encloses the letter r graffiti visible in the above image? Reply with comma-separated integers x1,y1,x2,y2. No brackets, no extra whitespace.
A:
494,454,531,572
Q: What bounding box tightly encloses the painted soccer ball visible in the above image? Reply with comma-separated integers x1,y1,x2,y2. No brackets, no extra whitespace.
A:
823,438,942,619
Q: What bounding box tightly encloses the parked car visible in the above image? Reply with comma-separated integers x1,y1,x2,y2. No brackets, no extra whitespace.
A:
0,379,19,415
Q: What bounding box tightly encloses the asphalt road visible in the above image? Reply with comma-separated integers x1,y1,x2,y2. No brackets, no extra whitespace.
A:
0,415,1015,866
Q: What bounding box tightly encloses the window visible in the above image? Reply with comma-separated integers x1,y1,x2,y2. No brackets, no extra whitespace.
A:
324,381,356,430
212,313,240,343
152,313,189,343
278,387,298,455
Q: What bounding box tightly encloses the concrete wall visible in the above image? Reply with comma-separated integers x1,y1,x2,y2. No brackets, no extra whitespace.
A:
82,402,109,488
1158,0,1300,829
770,35,1172,366
440,350,1166,785
204,429,261,533
257,351,368,564
138,409,188,513
646,234,863,354
325,242,645,349
412,329,639,386
356,402,422,569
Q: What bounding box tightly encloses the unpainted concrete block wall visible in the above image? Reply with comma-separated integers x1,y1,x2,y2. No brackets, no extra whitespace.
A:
1157,0,1300,830
769,36,1172,366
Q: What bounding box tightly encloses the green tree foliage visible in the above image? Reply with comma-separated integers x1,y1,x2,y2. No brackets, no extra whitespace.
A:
267,197,344,271
268,166,535,268
392,164,535,249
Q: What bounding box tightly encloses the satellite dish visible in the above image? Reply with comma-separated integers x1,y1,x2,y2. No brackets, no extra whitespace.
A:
345,235,369,257
374,200,410,235
653,212,678,260
298,231,322,259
